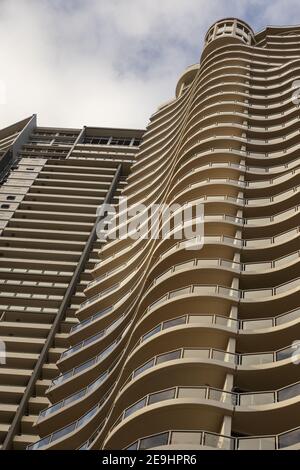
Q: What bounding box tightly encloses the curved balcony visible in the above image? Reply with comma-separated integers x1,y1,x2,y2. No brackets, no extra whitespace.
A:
134,307,300,349
59,313,127,361
48,332,127,393
28,400,107,450
142,278,300,316
122,344,300,392
28,22,300,452
157,228,299,264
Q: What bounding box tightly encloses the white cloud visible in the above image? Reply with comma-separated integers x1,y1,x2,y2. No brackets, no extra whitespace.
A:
0,0,298,130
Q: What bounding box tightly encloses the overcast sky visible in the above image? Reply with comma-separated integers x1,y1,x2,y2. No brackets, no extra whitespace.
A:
0,0,299,130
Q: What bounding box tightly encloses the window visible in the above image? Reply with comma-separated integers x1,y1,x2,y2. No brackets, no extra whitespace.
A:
7,196,15,201
1,204,10,209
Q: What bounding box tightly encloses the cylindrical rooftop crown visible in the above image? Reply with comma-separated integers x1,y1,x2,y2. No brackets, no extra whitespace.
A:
204,18,255,47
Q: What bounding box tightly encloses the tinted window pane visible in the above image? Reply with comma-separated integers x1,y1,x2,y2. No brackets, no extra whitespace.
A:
126,442,138,450
178,387,206,400
133,359,155,378
148,388,176,405
156,350,181,364
279,428,300,448
276,347,293,361
35,435,51,449
171,431,201,446
163,317,186,329
278,382,300,401
140,432,169,449
64,389,85,406
142,325,161,341
124,398,147,418
52,423,76,441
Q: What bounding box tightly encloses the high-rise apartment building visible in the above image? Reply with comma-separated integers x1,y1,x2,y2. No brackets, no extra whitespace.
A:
0,115,144,449
2,17,300,451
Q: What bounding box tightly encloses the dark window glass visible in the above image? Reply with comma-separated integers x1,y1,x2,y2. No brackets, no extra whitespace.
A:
278,382,300,401
126,442,138,450
279,428,300,448
148,388,175,405
124,397,147,418
52,423,76,441
133,358,155,378
156,350,181,364
142,325,161,341
163,316,186,329
276,347,293,361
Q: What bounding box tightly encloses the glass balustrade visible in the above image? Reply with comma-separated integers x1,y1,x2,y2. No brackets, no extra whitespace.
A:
71,306,113,333
50,337,122,389
38,367,117,422
237,436,276,450
128,344,300,387
37,378,300,450
111,386,237,434
80,283,120,309
29,398,106,450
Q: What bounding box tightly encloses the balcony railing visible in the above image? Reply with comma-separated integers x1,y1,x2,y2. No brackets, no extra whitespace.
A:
49,334,125,390
125,344,300,386
49,318,133,390
110,386,237,434
28,390,111,450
